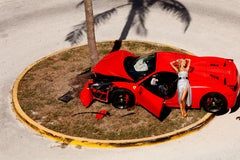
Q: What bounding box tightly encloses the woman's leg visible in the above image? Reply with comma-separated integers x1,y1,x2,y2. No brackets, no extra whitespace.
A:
181,87,188,117
180,103,186,118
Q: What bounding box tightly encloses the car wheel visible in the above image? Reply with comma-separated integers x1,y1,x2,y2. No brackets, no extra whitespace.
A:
200,92,228,114
110,89,135,109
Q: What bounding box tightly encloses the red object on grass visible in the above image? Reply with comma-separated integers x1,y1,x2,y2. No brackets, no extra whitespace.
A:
96,110,109,120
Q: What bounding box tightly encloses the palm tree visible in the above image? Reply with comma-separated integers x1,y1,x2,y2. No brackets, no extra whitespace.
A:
83,0,99,64
66,0,191,52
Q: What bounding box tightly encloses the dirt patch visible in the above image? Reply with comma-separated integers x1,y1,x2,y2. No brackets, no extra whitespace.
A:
17,40,207,140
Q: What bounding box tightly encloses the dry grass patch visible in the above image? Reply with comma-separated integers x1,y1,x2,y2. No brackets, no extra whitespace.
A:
17,41,207,140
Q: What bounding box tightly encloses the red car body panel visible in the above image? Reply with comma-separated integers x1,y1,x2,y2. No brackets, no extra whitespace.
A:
93,50,136,81
80,50,240,118
80,80,94,107
135,86,165,117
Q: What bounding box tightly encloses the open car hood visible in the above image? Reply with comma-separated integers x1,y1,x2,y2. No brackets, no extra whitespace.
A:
93,50,136,81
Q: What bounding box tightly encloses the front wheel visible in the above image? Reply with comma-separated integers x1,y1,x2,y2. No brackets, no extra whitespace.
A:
110,89,135,109
200,92,228,114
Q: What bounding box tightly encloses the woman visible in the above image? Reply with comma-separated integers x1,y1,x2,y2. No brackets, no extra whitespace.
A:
170,58,192,118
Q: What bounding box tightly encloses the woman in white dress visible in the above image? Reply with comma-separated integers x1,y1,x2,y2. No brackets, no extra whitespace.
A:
170,58,192,118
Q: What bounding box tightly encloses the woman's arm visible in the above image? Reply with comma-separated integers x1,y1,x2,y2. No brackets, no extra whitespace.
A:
186,58,191,71
170,60,179,73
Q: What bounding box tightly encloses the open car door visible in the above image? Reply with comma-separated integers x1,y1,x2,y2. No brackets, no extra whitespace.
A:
136,85,165,118
136,72,178,117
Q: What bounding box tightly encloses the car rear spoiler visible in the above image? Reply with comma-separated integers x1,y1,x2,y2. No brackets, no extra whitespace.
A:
224,59,239,91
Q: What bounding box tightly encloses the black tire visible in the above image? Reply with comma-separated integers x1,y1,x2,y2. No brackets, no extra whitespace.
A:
200,92,228,114
110,89,135,109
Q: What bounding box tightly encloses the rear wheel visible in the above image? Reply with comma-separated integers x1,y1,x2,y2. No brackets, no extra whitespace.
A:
110,89,135,109
200,92,228,114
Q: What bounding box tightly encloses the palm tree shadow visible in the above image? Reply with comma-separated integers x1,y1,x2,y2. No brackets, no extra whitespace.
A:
111,40,123,52
66,0,191,51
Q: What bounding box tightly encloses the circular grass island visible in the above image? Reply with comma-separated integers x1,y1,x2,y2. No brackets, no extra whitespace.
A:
13,40,213,147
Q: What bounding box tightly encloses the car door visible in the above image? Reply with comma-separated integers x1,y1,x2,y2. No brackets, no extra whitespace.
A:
136,85,165,118
136,72,178,117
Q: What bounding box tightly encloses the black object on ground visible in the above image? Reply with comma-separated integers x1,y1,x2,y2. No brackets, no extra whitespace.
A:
58,91,74,103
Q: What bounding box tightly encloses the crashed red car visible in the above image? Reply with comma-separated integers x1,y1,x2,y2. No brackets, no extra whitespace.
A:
80,50,240,118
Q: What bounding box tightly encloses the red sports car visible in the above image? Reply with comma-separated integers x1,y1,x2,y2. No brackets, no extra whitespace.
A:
80,50,240,118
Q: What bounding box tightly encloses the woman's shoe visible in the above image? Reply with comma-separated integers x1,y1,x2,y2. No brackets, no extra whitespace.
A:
182,113,187,119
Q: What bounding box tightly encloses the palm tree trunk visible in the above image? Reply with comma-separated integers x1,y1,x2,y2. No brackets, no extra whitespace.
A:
84,0,99,65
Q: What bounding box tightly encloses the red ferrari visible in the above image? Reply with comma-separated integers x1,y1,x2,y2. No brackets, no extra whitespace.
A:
80,50,240,118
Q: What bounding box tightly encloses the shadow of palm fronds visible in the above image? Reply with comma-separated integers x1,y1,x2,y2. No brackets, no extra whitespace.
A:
66,0,191,45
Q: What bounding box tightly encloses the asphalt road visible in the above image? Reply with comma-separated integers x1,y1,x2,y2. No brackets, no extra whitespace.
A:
0,0,240,160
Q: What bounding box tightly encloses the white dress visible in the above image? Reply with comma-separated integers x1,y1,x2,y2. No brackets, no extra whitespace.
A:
177,71,192,106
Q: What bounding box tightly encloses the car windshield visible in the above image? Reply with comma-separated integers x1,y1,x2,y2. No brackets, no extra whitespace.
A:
124,53,156,81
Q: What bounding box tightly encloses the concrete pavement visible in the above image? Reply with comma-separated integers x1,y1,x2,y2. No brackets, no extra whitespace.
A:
0,0,240,159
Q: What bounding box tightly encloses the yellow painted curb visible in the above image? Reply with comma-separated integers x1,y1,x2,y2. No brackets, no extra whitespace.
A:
12,40,214,148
